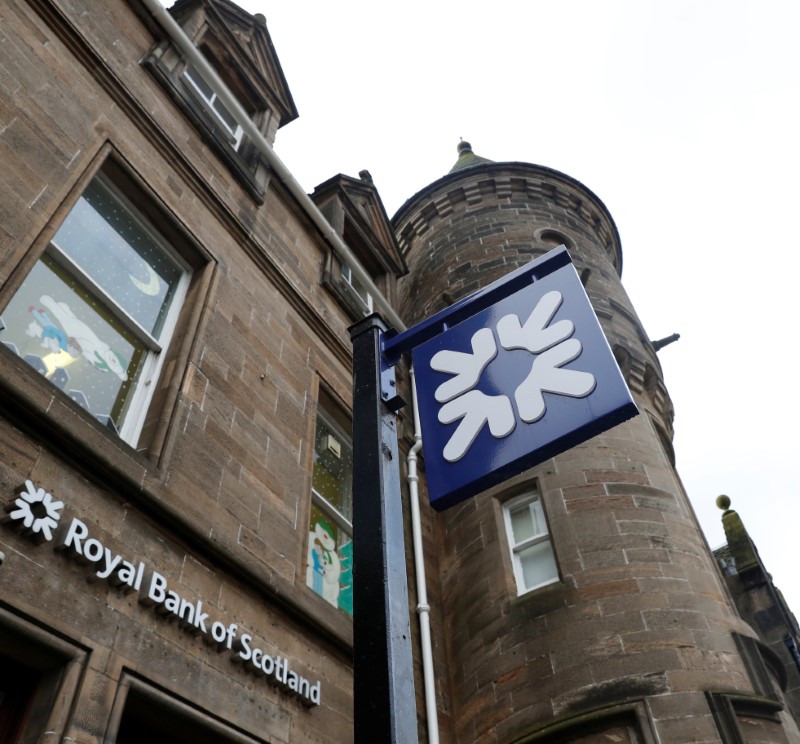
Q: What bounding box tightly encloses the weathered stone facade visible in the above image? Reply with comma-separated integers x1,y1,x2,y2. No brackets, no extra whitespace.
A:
0,0,360,740
0,1,798,743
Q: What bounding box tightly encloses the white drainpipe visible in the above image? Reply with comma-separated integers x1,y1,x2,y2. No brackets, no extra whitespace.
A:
140,3,439,741
408,367,441,744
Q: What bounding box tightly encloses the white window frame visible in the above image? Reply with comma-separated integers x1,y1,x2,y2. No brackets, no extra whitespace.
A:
182,66,245,150
310,487,353,537
29,175,190,445
310,409,353,537
307,407,354,614
84,178,189,443
340,262,373,314
502,492,559,595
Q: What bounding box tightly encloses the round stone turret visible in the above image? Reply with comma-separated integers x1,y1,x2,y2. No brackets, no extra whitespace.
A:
395,143,672,441
394,144,773,743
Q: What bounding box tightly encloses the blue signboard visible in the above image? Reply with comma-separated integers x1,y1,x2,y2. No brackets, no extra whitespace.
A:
387,247,637,511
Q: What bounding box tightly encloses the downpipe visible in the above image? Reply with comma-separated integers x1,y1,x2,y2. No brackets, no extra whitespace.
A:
407,367,440,744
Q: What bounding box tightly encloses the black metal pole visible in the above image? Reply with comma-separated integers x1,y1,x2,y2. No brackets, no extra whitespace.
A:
349,314,418,744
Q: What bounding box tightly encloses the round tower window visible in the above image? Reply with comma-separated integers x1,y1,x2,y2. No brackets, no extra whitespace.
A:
537,229,570,249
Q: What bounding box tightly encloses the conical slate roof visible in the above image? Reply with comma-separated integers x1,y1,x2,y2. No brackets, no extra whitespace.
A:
449,140,492,173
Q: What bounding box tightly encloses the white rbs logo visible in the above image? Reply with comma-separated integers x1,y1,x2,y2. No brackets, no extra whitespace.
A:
4,479,63,542
431,290,596,462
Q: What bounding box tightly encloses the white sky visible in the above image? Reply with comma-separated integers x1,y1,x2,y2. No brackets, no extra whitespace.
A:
220,1,800,613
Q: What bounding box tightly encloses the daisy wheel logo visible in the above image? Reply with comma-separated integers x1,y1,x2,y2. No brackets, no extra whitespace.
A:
4,479,64,543
431,289,596,462
409,251,638,511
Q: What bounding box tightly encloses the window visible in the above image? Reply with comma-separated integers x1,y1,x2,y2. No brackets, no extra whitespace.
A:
182,66,244,150
536,228,572,251
306,406,353,615
340,261,374,314
503,492,558,594
0,173,191,444
311,173,406,322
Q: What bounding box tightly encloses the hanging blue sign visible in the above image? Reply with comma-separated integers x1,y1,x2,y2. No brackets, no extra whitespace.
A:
385,247,637,511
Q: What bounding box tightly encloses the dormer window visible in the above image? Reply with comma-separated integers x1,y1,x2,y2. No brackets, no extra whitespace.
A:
182,66,244,149
340,262,373,315
141,0,298,202
311,173,407,323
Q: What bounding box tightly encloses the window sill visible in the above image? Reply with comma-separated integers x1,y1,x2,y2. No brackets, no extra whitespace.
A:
507,578,567,620
0,344,153,485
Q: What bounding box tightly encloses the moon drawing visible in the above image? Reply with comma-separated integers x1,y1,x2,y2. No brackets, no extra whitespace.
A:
128,263,161,296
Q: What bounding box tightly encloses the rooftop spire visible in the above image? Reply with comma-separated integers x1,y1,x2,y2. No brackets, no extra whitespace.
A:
449,139,492,173
717,495,759,574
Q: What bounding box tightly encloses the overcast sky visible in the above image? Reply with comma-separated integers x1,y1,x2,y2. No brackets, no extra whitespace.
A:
211,1,800,613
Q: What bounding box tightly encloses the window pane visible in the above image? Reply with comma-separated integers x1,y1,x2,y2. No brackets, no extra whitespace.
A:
519,540,558,590
184,66,214,100
211,98,239,133
510,499,548,545
340,262,373,311
510,504,534,544
0,254,146,433
307,409,354,616
52,179,183,337
312,416,353,519
529,497,546,534
184,68,242,147
306,503,353,615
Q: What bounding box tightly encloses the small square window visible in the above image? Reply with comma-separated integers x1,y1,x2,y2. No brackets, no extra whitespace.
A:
340,262,374,314
183,66,244,150
0,173,191,444
306,407,353,616
503,492,559,594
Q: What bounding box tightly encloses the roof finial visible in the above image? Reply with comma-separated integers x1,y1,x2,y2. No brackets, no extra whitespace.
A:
449,140,492,174
716,494,732,513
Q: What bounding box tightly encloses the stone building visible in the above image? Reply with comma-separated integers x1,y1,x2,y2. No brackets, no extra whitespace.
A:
393,141,800,743
0,0,798,742
713,497,800,723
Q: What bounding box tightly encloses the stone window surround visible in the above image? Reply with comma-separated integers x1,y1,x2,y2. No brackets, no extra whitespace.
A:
318,207,388,323
0,146,213,461
502,490,560,596
142,40,273,204
1,173,191,444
